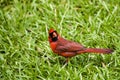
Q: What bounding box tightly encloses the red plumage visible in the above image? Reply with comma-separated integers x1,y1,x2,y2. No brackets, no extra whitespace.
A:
48,29,113,62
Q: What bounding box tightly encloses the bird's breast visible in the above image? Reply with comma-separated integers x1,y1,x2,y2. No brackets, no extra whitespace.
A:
50,42,57,53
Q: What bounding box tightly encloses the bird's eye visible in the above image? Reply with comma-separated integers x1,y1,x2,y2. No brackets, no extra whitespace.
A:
49,33,53,37
49,31,58,38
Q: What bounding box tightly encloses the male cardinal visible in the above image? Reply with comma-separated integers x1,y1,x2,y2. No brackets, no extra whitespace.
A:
48,29,113,62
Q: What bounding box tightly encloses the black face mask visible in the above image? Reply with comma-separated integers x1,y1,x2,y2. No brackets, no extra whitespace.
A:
49,31,58,42
52,37,58,42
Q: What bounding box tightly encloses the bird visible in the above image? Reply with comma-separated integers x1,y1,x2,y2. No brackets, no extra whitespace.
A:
48,28,113,63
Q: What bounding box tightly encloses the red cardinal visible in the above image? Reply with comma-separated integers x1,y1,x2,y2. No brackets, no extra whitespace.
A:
48,29,113,62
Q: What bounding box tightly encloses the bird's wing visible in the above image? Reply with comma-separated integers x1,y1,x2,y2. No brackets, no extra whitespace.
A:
55,38,85,53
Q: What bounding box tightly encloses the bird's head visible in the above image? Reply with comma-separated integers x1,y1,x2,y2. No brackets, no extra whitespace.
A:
48,29,59,42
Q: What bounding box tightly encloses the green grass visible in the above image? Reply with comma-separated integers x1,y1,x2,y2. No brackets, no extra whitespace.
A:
0,0,120,80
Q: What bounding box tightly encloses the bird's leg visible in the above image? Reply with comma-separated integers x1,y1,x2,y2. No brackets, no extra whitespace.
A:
62,58,69,66
64,58,70,65
66,58,69,63
63,58,70,65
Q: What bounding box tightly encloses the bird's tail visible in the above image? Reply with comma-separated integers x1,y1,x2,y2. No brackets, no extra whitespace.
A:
78,48,113,54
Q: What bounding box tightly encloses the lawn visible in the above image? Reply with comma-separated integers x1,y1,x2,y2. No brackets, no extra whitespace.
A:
0,0,120,80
